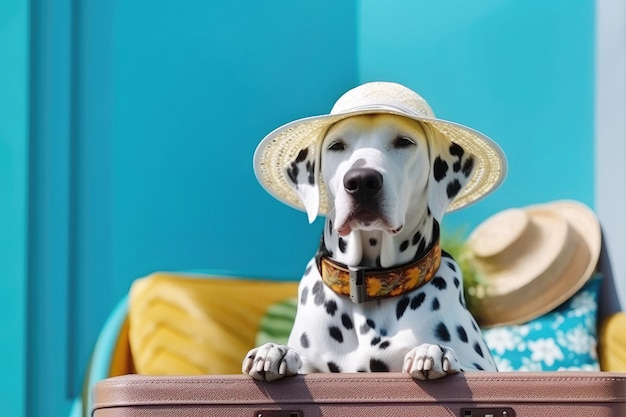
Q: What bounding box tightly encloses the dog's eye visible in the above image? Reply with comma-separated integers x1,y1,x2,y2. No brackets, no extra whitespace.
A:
393,136,416,148
327,140,346,152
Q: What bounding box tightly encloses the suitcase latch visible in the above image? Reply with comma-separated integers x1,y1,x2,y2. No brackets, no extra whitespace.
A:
461,408,515,417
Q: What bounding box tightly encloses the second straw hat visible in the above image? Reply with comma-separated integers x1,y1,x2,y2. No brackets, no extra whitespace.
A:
467,200,601,327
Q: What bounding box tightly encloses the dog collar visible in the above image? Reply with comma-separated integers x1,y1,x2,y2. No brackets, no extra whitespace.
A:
318,239,441,303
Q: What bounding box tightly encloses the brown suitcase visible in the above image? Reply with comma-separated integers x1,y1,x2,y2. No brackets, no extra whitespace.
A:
92,372,626,416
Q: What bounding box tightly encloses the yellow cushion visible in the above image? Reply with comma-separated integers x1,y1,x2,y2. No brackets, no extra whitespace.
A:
599,312,626,371
128,272,298,375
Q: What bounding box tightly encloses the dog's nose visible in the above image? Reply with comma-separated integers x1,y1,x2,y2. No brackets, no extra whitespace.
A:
343,168,383,198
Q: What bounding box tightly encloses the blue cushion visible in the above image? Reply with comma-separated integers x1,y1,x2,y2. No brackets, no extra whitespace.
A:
482,275,601,371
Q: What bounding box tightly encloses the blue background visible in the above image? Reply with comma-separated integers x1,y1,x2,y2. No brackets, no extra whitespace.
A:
0,1,595,416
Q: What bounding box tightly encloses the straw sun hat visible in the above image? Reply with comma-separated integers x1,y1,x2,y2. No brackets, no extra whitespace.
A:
467,200,601,327
254,82,507,218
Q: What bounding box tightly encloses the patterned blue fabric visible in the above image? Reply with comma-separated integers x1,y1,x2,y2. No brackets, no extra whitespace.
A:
482,275,601,371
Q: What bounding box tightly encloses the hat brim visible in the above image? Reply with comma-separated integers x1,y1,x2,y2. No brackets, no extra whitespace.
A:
473,200,601,327
254,108,507,216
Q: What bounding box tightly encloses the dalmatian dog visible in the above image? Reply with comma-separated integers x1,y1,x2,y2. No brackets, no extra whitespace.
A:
243,113,497,381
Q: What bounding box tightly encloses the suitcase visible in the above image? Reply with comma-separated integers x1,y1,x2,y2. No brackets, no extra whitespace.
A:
92,372,626,416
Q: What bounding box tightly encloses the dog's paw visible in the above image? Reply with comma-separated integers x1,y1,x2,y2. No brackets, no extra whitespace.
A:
242,343,302,381
402,343,461,380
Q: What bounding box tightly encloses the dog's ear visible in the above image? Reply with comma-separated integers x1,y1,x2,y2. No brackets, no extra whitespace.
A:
284,143,321,223
425,126,475,221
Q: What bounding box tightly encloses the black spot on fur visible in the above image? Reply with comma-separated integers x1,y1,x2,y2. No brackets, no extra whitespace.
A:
457,326,468,343
412,231,422,246
325,300,338,316
286,163,299,185
312,281,326,305
453,277,460,288
300,332,310,348
462,156,475,177
450,142,465,172
328,220,333,235
473,363,485,371
399,240,409,252
357,368,367,372
338,237,347,253
446,261,456,272
411,293,426,310
300,286,309,305
306,160,315,185
366,318,376,329
295,148,309,162
380,328,387,336
447,179,462,199
431,276,447,290
471,320,479,332
396,296,410,320
431,297,440,311
416,239,426,256
473,342,485,358
370,358,389,372
379,341,390,350
327,362,341,373
433,157,449,182
329,326,343,343
341,313,353,330
450,142,464,159
371,336,381,346
369,238,377,246
435,322,451,342
375,256,382,268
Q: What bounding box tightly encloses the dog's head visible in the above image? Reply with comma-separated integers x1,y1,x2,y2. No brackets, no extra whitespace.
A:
284,114,475,234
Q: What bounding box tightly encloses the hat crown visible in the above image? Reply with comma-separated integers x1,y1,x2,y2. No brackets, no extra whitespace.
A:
470,208,572,281
331,82,435,119
470,208,531,260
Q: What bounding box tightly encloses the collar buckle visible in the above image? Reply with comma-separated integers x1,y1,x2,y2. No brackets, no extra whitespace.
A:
349,267,367,303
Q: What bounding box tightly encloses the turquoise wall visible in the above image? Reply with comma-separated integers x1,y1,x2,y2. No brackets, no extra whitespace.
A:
110,2,357,283
359,0,595,233
0,1,28,416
